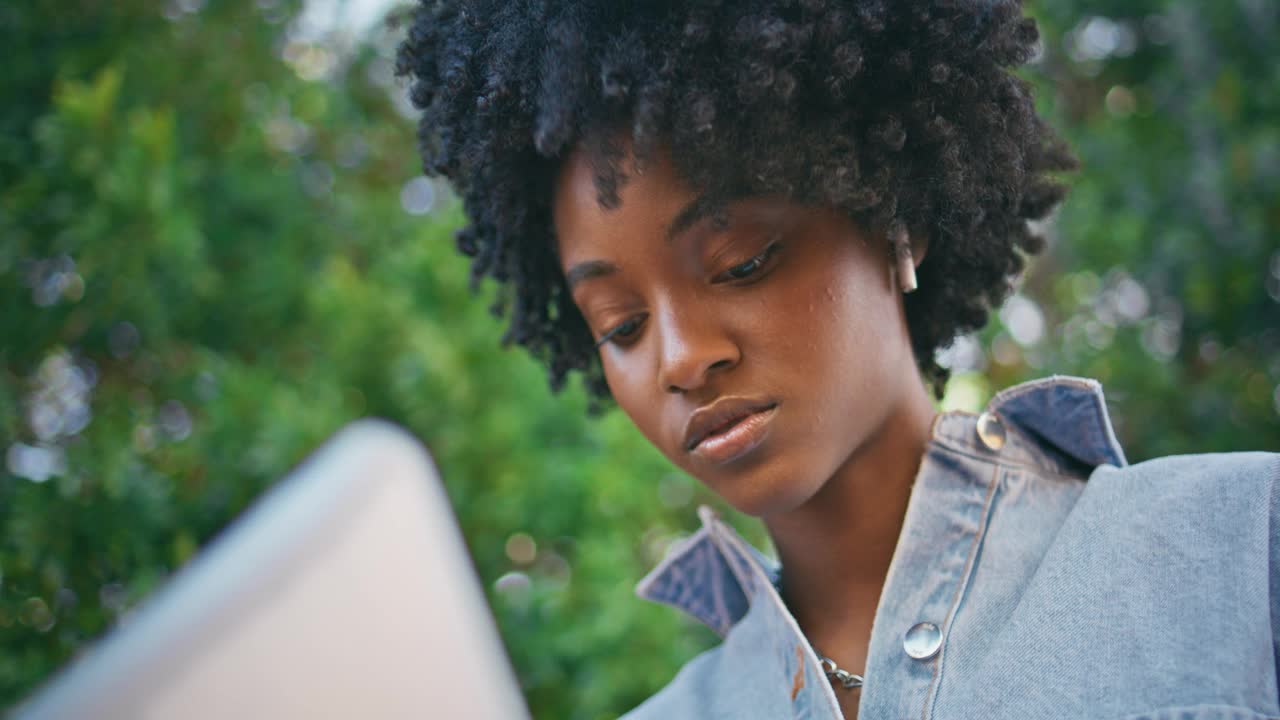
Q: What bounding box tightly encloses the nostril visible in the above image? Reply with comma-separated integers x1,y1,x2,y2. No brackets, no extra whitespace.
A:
655,321,741,394
663,359,732,394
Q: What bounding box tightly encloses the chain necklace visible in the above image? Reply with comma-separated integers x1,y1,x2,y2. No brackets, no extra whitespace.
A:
810,644,865,691
774,574,865,692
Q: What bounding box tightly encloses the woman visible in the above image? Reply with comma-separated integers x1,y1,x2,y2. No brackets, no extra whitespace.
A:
395,1,1279,718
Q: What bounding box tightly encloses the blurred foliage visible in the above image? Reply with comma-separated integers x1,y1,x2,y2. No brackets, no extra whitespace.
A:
969,1,1280,459
0,0,1276,717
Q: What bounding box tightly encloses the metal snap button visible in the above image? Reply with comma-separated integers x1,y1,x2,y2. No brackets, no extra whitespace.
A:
975,411,1006,451
903,621,942,660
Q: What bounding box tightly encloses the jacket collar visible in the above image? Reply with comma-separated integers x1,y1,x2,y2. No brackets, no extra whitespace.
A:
634,505,779,637
985,374,1127,469
634,374,1128,633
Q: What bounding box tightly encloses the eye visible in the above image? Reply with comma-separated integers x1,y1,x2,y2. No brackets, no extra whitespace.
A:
594,313,648,349
715,239,784,283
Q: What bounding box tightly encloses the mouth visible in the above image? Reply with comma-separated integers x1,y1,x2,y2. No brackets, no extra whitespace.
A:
685,402,779,464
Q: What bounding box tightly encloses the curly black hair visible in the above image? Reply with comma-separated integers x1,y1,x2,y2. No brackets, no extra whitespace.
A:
395,0,1076,412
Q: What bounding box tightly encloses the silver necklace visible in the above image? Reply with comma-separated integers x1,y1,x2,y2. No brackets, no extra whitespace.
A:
810,644,864,691
773,574,865,692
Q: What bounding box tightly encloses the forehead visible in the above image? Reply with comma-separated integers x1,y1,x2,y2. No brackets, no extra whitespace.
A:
551,142,698,268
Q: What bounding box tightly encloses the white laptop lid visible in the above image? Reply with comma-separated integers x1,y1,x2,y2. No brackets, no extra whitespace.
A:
16,419,530,720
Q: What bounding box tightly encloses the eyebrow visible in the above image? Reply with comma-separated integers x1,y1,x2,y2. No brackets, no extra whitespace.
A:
665,194,722,244
564,259,619,290
564,194,725,291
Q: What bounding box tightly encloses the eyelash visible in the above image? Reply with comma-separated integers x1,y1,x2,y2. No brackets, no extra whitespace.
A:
717,239,783,282
592,239,784,350
594,314,647,349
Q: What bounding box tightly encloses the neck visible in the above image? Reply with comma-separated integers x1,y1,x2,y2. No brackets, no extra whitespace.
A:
762,374,937,656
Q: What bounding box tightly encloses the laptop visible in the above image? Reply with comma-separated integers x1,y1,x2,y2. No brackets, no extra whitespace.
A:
15,419,531,719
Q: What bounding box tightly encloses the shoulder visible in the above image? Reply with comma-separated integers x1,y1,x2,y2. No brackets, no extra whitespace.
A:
618,625,813,720
1117,449,1279,475
1087,450,1279,498
618,644,727,720
1073,450,1280,557
619,632,808,717
618,588,807,719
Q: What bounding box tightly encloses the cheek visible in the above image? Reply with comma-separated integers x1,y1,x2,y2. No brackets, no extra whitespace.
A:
825,273,900,358
600,355,666,447
767,255,906,411
763,255,896,362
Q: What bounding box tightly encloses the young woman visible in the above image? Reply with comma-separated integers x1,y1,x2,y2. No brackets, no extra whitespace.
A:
395,2,1280,718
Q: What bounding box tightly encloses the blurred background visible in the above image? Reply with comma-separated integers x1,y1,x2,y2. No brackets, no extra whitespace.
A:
1,0,1277,716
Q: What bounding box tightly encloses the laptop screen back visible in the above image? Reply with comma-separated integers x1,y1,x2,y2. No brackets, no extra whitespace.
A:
17,420,530,720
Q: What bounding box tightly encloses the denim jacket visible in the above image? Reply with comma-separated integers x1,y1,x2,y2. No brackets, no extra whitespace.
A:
622,375,1280,720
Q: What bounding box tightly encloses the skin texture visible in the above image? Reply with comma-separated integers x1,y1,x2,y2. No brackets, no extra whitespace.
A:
554,139,938,717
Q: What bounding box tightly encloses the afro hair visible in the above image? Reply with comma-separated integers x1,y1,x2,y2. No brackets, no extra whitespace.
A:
395,0,1077,411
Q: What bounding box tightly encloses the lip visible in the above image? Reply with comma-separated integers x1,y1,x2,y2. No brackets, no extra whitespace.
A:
683,397,779,459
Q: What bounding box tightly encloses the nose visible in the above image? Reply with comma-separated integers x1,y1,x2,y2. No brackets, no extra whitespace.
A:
655,304,740,394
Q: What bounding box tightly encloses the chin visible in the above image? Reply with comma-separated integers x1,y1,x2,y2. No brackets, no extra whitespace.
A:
709,463,822,519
